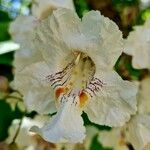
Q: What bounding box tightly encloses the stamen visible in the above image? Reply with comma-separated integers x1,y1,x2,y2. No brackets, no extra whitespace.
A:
74,53,81,65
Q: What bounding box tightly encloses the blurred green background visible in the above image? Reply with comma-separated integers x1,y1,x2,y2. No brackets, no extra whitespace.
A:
0,0,150,149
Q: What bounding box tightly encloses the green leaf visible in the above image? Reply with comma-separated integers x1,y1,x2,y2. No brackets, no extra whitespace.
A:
0,51,14,66
90,135,112,150
0,100,13,141
0,100,25,141
73,0,90,18
0,22,10,41
82,112,111,131
0,10,11,21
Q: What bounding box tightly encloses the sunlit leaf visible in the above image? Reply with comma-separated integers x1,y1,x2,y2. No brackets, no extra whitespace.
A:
0,41,19,55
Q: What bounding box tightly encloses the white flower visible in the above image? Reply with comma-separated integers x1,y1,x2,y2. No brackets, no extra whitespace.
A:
99,115,150,150
124,19,150,70
99,127,129,150
32,0,75,19
99,77,150,150
14,8,138,143
125,115,150,150
6,116,49,150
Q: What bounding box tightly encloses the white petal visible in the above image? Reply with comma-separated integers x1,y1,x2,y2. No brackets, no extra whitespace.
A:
138,77,150,114
14,47,43,73
126,114,150,150
61,126,98,150
81,11,123,71
34,8,123,72
0,41,19,55
9,15,38,44
98,128,129,150
85,71,138,127
14,61,56,114
10,16,42,72
124,19,150,69
30,97,86,143
32,0,75,19
33,9,77,70
6,116,48,149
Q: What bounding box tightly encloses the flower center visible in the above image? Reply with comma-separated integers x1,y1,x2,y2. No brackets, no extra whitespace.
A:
46,51,105,107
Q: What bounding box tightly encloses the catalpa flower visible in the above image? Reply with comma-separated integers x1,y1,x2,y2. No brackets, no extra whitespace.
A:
99,127,129,150
6,116,49,150
14,8,138,143
99,78,150,150
124,19,150,70
99,115,150,150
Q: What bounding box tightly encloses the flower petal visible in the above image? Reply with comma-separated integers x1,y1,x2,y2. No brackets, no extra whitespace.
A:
9,16,42,72
126,115,150,150
138,77,150,114
32,0,74,19
14,61,56,114
33,9,123,72
81,11,123,71
30,97,86,143
6,116,49,149
9,15,38,44
85,71,138,127
14,47,43,73
33,8,79,70
124,20,150,69
98,128,129,150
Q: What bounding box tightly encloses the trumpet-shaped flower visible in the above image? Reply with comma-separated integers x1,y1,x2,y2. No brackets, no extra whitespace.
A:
14,8,138,143
6,116,49,150
99,77,150,150
124,19,150,70
99,115,150,150
99,127,129,150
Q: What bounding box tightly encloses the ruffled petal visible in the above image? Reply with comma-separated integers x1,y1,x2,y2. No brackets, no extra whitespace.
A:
33,9,78,70
14,61,56,114
124,19,150,69
32,0,74,19
6,116,49,149
99,128,129,150
14,47,43,73
138,77,150,114
9,16,42,72
126,115,150,150
81,11,123,71
33,9,123,72
30,97,86,143
85,71,138,127
9,15,38,44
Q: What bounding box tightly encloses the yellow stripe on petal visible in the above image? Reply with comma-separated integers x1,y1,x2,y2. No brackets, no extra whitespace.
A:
55,87,65,99
79,91,88,108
